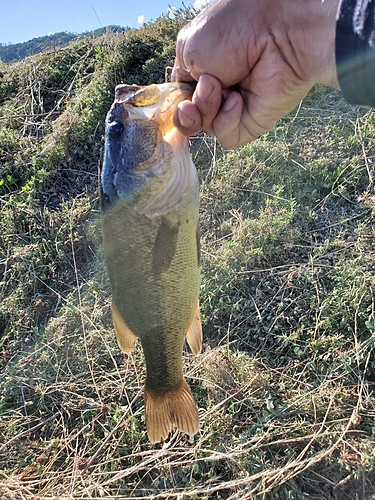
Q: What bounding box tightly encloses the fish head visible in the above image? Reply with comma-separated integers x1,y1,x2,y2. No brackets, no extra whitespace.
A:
101,82,196,215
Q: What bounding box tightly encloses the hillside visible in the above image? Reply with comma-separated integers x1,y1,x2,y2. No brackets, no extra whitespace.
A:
0,26,127,63
1,8,375,500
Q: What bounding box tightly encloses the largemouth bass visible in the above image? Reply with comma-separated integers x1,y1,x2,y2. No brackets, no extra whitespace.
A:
101,83,202,443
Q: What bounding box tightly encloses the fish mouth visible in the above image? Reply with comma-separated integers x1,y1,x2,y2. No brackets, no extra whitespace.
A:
113,82,195,138
104,82,196,151
114,81,196,108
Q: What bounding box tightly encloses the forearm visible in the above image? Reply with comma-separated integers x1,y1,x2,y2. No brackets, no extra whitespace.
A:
279,0,339,88
336,0,375,105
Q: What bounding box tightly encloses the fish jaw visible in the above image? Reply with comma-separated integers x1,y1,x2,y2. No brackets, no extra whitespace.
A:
101,83,196,217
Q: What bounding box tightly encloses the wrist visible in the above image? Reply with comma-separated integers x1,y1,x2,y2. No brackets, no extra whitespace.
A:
278,0,340,88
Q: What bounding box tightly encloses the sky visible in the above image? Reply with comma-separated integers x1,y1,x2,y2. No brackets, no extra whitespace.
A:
0,0,210,45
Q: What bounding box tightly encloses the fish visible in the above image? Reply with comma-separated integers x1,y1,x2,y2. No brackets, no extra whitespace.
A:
101,82,202,443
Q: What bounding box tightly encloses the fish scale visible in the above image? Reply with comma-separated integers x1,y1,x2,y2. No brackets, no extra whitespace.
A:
101,82,202,443
102,198,199,391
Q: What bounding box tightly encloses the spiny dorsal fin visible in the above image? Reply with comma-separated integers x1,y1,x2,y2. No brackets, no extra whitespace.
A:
112,300,138,354
186,301,202,355
144,378,199,443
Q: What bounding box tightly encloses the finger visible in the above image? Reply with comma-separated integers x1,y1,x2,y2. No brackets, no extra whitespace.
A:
193,74,223,136
237,81,312,147
216,85,307,149
172,35,196,83
211,91,246,149
171,65,194,83
174,100,202,136
213,91,274,149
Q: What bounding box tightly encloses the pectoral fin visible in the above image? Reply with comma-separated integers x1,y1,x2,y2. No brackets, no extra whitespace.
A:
152,217,180,274
186,301,202,355
112,300,138,353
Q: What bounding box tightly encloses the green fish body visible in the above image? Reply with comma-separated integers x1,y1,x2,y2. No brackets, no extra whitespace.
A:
101,83,201,443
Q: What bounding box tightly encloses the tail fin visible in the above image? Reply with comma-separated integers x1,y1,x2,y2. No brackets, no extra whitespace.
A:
144,378,199,443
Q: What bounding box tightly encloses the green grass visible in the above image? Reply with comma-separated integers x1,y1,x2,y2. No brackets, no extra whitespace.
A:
1,12,375,500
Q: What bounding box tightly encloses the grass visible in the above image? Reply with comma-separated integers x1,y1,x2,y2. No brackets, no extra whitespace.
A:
1,12,375,500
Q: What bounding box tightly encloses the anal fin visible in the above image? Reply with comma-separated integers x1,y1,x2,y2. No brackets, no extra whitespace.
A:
144,378,199,443
112,300,138,354
186,301,202,355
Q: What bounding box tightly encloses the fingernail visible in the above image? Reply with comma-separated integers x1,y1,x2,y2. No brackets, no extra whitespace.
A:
178,108,195,128
196,75,214,101
223,93,239,113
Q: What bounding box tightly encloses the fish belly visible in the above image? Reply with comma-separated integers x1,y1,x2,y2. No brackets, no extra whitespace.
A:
102,194,200,392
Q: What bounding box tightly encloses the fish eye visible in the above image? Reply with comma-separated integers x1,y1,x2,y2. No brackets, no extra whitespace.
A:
108,121,124,138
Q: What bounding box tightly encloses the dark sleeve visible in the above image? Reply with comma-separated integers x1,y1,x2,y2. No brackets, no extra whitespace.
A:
336,0,375,105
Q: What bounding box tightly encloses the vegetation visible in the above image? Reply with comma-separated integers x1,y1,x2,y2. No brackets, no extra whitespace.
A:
1,8,375,499
0,26,127,64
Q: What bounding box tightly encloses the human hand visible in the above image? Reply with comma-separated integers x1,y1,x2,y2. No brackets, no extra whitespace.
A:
172,0,339,148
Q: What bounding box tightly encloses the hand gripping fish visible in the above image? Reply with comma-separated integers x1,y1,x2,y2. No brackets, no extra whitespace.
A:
101,83,202,443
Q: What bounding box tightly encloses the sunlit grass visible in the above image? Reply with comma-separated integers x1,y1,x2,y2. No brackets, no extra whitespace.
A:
1,13,375,500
